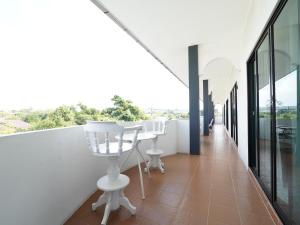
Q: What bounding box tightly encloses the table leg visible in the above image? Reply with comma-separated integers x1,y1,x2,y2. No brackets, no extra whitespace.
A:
136,152,145,199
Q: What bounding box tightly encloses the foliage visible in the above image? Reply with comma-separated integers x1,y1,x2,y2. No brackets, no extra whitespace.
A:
276,110,297,120
259,112,271,118
149,110,189,120
102,95,149,121
23,111,48,123
0,96,149,134
260,108,297,120
29,104,114,130
74,103,113,125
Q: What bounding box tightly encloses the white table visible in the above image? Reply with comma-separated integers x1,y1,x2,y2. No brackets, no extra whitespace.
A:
118,132,156,199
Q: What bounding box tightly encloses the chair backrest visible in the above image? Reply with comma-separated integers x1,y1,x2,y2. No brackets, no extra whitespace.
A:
83,121,124,155
145,117,168,135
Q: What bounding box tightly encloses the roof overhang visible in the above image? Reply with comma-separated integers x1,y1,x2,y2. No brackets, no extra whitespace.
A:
91,0,252,103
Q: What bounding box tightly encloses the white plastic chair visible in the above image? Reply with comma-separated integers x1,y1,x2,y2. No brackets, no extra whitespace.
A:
145,117,168,136
144,117,168,173
84,121,141,156
83,121,142,225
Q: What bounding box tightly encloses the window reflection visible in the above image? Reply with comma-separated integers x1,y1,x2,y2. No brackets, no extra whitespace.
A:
274,0,300,223
258,35,272,192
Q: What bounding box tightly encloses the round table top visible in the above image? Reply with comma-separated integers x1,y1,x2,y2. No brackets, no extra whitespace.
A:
116,132,156,142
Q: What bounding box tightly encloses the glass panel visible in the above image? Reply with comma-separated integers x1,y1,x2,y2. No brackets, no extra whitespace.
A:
257,34,272,192
232,85,238,145
274,0,300,223
254,58,258,172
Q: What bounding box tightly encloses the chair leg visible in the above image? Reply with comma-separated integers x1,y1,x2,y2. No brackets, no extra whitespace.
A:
158,159,165,174
119,191,136,215
160,159,165,168
101,193,112,225
144,161,151,173
92,193,106,211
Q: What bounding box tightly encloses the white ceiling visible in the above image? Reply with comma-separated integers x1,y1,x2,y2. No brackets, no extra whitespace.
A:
91,0,252,103
202,58,238,103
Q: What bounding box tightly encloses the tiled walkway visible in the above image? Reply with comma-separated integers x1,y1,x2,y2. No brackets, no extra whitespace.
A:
65,125,275,225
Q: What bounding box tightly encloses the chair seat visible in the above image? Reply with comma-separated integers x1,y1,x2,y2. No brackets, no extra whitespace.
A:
97,174,130,192
91,142,133,156
150,131,164,136
146,149,164,155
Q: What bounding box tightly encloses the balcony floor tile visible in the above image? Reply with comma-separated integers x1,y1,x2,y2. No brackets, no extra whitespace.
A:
64,125,276,225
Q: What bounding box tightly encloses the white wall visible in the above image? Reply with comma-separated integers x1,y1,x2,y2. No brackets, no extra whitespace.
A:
176,118,204,154
177,120,189,153
0,120,184,225
234,0,279,166
218,0,280,167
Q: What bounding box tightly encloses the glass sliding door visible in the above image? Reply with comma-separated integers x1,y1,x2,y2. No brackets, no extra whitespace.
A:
257,34,272,193
273,0,300,223
223,105,225,125
247,0,300,224
234,84,238,145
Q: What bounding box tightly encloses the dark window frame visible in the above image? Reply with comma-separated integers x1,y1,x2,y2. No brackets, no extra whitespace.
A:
230,83,238,146
247,0,299,224
226,99,229,130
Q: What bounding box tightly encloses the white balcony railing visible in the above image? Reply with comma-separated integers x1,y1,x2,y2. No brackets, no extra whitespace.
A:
0,119,191,225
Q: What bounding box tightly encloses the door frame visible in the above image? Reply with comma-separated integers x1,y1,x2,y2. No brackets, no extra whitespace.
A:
226,99,229,130
247,0,297,224
230,83,238,146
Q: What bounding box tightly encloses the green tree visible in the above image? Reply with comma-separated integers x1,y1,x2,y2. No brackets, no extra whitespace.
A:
102,95,149,121
31,118,57,130
48,105,75,127
74,103,113,125
1,96,149,133
30,106,75,130
22,111,48,123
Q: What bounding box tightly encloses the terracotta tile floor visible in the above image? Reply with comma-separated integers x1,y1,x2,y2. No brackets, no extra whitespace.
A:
64,125,275,225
